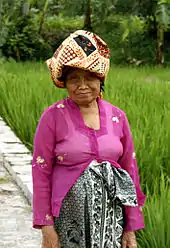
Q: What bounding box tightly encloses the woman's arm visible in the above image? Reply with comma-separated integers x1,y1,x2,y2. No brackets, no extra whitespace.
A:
32,108,56,228
118,111,146,232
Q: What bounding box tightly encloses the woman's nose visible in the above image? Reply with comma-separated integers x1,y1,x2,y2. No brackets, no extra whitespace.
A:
78,78,88,89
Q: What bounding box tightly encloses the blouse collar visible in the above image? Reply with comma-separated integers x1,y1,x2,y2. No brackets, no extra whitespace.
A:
66,97,107,136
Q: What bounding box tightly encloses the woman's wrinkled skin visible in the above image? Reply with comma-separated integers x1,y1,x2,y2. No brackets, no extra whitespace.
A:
42,226,61,248
65,67,101,107
41,68,137,248
122,231,137,248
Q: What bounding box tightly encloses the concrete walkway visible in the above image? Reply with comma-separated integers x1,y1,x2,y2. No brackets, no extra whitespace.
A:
0,160,41,248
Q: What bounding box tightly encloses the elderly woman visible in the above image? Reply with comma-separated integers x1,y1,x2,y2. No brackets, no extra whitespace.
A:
32,30,146,248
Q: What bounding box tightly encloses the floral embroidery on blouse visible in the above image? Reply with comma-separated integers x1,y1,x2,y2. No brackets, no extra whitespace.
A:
57,103,65,109
112,116,119,123
34,156,48,168
132,152,136,159
57,155,64,162
45,214,53,221
36,156,45,164
40,163,48,169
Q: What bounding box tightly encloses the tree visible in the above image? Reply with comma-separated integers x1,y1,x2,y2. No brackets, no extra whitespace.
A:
0,0,2,28
39,0,50,34
22,0,30,16
84,0,92,30
155,0,170,63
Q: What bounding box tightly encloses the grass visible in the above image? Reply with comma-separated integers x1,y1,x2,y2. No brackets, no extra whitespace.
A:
107,67,170,191
137,174,170,248
0,61,170,247
0,62,169,189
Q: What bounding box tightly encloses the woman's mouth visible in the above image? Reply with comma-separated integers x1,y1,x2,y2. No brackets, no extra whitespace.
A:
78,92,90,95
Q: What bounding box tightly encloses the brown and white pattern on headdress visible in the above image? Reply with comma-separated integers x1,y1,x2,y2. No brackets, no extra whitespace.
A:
46,30,110,88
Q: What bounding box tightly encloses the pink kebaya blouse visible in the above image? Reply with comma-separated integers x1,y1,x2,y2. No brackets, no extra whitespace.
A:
32,97,146,231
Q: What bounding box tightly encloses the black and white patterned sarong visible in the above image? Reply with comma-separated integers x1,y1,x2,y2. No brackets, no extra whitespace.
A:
54,161,137,248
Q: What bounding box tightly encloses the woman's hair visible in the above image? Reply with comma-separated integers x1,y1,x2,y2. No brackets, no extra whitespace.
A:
100,82,105,92
61,66,105,92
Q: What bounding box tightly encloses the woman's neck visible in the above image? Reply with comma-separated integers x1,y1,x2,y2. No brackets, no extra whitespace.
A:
78,99,99,114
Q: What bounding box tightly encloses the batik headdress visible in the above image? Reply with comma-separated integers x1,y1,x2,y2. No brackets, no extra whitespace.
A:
46,30,110,89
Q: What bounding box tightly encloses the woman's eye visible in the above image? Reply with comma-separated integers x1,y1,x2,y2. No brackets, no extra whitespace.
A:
68,76,78,81
67,77,79,85
86,76,96,81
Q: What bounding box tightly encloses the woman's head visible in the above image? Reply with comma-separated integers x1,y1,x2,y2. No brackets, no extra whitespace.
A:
63,67,101,105
46,30,110,92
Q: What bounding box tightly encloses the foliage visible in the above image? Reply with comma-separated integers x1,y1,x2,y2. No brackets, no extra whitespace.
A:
94,15,156,64
42,15,83,53
0,0,84,60
1,0,170,63
120,15,146,42
156,1,170,28
44,15,83,30
0,1,53,60
1,14,52,60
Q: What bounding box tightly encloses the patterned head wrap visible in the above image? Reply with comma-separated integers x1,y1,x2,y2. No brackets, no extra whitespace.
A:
46,30,110,89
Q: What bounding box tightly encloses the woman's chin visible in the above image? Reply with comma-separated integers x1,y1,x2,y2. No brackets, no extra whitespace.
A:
75,96,95,106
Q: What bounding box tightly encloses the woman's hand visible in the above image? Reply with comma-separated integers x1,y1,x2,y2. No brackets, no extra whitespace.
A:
122,231,137,248
41,226,61,248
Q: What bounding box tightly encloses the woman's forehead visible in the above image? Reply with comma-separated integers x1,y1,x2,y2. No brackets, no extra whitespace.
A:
66,67,95,77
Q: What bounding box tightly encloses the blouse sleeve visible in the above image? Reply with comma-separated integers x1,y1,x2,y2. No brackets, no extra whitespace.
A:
118,112,146,232
32,108,56,229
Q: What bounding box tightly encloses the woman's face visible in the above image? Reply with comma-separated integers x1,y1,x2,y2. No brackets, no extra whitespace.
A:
65,68,101,106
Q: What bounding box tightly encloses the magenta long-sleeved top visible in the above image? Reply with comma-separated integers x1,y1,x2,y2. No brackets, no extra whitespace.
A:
32,97,146,231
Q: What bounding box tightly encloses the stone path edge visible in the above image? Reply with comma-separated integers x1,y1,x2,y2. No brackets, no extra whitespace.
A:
0,116,33,205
